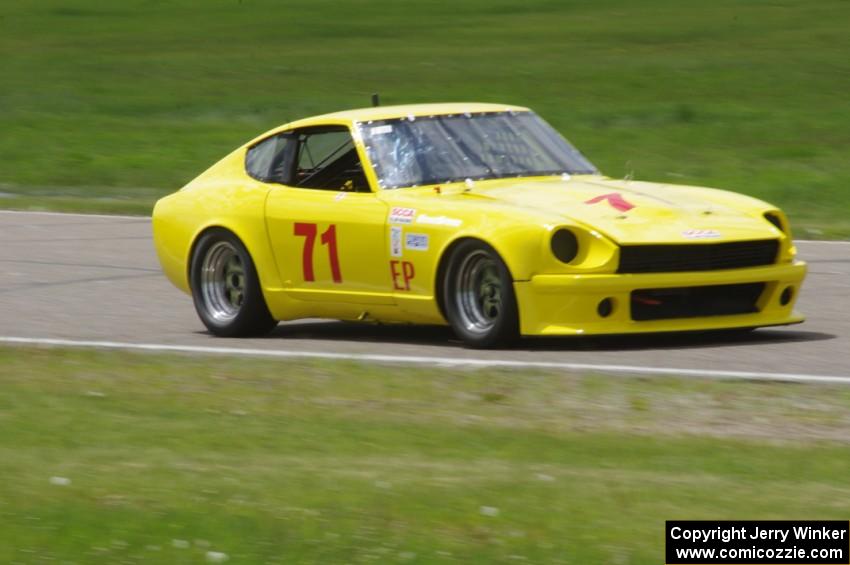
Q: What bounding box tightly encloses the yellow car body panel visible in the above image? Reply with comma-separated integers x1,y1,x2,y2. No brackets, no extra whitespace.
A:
152,103,806,337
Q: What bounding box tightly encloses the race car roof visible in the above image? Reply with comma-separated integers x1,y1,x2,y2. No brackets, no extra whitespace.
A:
289,102,529,126
317,102,529,122
246,103,532,146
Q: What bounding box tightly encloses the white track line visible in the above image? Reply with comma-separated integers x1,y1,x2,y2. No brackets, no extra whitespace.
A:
1,336,848,385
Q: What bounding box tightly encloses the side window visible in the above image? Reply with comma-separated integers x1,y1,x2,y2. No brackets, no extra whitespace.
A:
294,128,369,192
245,134,294,183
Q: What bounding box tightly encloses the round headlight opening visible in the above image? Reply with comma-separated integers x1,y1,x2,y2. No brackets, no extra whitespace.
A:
551,229,579,264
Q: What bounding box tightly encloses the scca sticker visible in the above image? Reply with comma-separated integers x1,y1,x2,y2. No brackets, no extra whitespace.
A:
404,233,429,251
682,229,721,239
389,207,416,224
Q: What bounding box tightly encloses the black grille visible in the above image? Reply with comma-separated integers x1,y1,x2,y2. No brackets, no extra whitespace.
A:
618,240,779,274
631,283,765,321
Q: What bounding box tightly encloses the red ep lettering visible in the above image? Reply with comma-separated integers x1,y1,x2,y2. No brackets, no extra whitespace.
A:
390,260,415,291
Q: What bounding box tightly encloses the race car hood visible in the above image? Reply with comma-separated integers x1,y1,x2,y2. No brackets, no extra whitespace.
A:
455,176,781,244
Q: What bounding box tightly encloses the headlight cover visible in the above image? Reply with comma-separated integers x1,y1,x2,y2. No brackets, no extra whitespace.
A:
551,228,579,263
764,212,785,233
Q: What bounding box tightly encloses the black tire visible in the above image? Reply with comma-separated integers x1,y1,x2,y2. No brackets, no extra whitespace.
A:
442,240,519,348
189,228,277,337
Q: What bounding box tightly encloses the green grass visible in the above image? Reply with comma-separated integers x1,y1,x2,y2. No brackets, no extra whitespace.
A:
1,0,849,236
2,346,850,563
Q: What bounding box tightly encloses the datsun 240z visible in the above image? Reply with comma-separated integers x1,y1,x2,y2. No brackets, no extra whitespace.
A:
152,103,806,347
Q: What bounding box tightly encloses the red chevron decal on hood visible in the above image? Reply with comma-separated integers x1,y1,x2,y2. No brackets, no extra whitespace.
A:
584,192,635,212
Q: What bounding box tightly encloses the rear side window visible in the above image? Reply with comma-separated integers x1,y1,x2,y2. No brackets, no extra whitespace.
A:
245,134,294,183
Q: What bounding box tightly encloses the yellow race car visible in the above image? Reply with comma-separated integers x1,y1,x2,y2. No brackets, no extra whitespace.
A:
152,103,806,347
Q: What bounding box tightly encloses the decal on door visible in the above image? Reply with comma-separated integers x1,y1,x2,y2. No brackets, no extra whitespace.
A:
584,192,635,212
389,207,416,224
390,260,415,291
293,222,342,283
390,226,403,258
404,233,429,251
416,214,462,227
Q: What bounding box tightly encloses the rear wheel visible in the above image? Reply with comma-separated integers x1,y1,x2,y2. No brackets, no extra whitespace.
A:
443,240,519,348
190,229,277,337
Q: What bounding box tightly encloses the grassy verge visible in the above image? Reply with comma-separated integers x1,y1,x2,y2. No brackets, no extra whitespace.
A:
1,0,850,237
2,346,850,563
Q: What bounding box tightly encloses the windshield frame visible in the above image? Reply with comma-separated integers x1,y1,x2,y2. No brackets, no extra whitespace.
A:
355,110,598,190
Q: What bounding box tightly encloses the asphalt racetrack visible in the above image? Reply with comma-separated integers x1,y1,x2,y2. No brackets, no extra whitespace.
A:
1,210,847,380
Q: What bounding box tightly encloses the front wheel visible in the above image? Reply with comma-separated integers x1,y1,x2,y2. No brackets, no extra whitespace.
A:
443,240,519,348
190,229,277,337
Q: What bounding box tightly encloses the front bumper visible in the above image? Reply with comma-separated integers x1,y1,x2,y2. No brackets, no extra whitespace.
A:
513,261,807,336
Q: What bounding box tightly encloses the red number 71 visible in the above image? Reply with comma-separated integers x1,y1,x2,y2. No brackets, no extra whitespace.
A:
294,222,342,283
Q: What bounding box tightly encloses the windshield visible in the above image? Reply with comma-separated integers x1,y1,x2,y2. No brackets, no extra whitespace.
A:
357,111,597,189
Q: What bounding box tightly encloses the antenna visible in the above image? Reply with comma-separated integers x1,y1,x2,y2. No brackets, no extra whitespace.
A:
624,160,634,182
371,93,380,107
